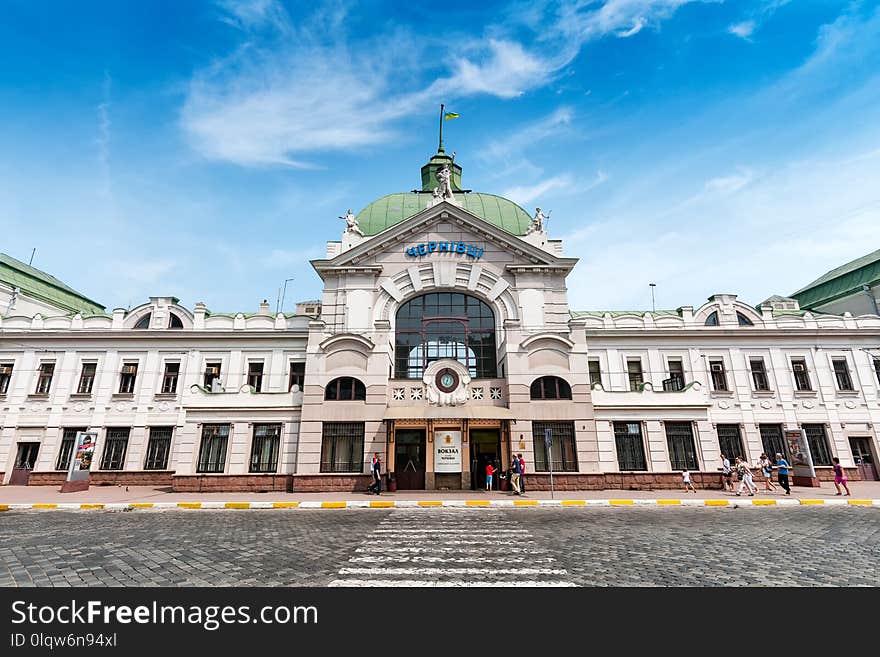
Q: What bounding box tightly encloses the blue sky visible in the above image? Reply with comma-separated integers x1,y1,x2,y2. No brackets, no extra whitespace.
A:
2,0,880,313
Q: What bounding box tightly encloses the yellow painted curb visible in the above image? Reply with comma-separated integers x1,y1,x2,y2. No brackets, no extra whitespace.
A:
0,504,8,512
704,500,729,506
224,502,251,509
656,500,681,505
465,500,490,507
513,499,538,506
609,500,634,505
847,499,872,505
128,503,154,509
799,499,824,505
177,502,202,509
272,502,299,508
32,503,58,509
751,500,777,505
321,502,346,509
418,501,442,507
561,500,586,506
369,501,395,508
79,504,104,509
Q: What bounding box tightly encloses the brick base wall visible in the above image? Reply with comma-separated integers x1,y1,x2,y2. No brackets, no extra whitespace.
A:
293,474,373,492
172,474,292,493
24,471,174,486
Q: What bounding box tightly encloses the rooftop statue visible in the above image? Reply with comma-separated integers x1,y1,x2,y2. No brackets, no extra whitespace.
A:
339,209,364,237
435,151,456,200
525,207,550,235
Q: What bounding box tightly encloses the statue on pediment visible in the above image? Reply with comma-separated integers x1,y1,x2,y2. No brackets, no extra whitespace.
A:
339,209,364,237
525,207,550,235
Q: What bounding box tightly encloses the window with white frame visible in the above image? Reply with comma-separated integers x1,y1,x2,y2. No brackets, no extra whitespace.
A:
144,427,173,470
100,428,130,470
56,427,86,471
77,362,96,394
118,362,138,394
874,357,880,385
161,362,180,394
197,424,230,473
802,424,832,466
588,359,602,387
0,363,13,394
204,362,221,389
626,359,643,391
614,422,647,471
247,361,264,392
749,357,770,391
665,422,699,471
709,359,728,392
250,424,281,473
791,358,811,391
831,358,854,391
35,362,55,394
664,359,685,391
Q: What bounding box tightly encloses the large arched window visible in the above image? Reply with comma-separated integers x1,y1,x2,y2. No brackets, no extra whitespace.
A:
530,376,572,400
395,292,497,379
325,377,366,401
133,314,151,329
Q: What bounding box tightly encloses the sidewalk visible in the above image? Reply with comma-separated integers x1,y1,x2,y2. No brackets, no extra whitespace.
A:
1,480,878,509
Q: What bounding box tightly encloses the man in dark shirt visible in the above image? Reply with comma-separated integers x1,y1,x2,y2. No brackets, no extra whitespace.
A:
371,453,382,495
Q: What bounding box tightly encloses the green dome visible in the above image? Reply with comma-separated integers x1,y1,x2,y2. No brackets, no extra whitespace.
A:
355,192,532,236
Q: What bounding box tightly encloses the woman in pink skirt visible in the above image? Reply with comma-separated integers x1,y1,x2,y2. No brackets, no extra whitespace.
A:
832,457,851,496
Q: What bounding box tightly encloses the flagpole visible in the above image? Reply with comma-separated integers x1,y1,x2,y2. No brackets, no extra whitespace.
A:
439,103,444,153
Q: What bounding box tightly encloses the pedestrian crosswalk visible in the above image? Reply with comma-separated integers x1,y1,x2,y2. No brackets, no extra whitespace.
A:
329,508,574,587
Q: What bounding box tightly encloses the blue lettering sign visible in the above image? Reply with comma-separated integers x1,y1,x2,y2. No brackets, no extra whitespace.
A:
404,242,484,260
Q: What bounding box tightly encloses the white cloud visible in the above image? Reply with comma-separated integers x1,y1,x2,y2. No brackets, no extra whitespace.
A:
502,173,574,206
728,20,756,40
704,168,753,194
440,39,555,99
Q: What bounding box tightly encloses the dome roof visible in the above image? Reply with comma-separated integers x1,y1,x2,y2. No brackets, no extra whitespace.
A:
356,192,532,236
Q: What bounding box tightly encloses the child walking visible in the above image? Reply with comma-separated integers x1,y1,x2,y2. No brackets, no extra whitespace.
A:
682,468,697,493
485,462,494,491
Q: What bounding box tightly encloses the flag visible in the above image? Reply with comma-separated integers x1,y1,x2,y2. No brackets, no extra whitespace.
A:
444,112,460,120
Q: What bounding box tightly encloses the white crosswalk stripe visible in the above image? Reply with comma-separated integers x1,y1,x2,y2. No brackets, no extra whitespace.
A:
330,508,573,587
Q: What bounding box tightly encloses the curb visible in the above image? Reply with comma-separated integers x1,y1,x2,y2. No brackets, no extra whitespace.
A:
0,499,877,512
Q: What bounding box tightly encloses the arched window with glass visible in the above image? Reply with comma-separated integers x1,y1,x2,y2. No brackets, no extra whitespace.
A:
395,292,497,379
530,376,572,400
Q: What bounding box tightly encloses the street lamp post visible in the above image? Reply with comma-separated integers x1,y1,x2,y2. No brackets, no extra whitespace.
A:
278,278,295,314
649,283,656,313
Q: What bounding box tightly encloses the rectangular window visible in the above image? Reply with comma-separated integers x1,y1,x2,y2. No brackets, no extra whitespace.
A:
709,359,728,392
802,424,832,466
0,363,12,394
100,427,130,470
35,362,55,394
320,422,365,473
144,426,173,470
204,362,221,389
588,359,601,387
749,357,770,391
77,362,97,394
831,358,854,391
874,357,880,385
627,359,643,391
249,423,281,473
614,421,647,471
247,362,264,392
161,362,180,394
531,421,578,472
56,427,86,471
791,358,811,391
665,421,698,471
197,424,230,473
717,424,745,461
118,362,138,394
288,362,305,391
664,359,685,391
759,424,788,460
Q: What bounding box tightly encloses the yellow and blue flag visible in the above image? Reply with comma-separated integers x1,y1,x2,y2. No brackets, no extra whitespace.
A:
444,112,460,120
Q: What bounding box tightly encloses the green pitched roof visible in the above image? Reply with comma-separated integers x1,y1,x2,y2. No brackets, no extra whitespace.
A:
791,248,880,309
356,192,533,236
0,253,105,314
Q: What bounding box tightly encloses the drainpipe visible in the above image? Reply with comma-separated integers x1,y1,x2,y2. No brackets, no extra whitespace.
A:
862,284,880,316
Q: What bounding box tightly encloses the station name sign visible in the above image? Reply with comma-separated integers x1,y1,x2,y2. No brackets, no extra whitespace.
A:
405,241,484,259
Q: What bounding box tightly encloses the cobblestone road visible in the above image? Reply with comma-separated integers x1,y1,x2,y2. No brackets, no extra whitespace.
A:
1,507,877,586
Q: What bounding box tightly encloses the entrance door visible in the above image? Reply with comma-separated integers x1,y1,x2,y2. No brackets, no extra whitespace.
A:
395,429,426,490
470,429,501,490
849,438,879,481
10,442,40,485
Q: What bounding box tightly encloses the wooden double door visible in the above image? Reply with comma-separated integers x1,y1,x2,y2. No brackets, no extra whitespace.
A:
849,437,879,481
395,429,426,490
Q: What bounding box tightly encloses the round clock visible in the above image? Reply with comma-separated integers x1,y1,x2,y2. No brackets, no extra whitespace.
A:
436,368,459,393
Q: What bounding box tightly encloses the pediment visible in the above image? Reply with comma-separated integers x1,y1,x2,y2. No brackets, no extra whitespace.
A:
312,200,577,276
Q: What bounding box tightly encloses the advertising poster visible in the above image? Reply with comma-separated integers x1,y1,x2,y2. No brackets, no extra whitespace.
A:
434,430,461,473
67,430,98,482
784,428,816,479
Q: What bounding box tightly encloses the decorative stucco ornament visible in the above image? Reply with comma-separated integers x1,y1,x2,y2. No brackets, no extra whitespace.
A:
423,359,471,406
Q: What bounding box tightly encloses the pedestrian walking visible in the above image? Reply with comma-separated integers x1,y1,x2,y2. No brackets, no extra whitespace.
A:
485,462,494,491
510,455,522,495
832,457,851,496
720,453,734,492
682,468,697,493
518,453,527,495
757,453,778,492
735,456,756,496
775,453,792,495
368,452,382,495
